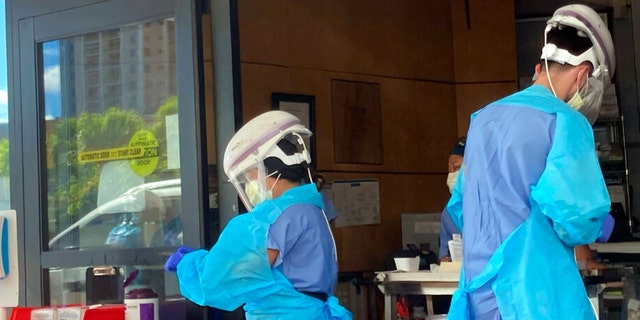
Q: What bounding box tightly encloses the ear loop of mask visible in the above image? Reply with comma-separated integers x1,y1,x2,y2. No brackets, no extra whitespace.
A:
268,172,281,194
254,169,280,205
579,69,589,96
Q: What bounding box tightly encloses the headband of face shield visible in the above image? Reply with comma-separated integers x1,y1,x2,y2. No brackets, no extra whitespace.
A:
235,135,311,209
540,6,613,124
223,110,313,211
549,4,615,82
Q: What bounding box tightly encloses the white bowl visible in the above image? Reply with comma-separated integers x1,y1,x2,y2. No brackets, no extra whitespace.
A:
394,256,420,272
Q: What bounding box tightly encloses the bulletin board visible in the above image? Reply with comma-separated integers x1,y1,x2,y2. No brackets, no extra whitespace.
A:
332,179,380,228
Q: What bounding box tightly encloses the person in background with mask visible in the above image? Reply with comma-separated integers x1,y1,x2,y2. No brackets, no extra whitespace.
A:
439,137,465,262
443,143,606,266
313,172,339,226
164,110,352,320
446,4,615,319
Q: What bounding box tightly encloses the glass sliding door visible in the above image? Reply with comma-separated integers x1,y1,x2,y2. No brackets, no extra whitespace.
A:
14,0,206,317
44,19,181,252
41,19,185,308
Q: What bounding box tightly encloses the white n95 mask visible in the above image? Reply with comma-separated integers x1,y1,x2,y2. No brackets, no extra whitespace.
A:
567,77,603,124
567,69,590,110
244,181,269,207
578,77,604,124
446,171,459,194
243,172,280,207
567,88,585,110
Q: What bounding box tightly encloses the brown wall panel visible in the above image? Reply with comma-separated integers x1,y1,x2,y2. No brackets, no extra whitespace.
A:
202,14,216,165
204,61,216,164
202,13,212,62
236,0,518,273
239,63,293,120
454,82,519,136
237,0,290,66
450,0,517,82
240,63,458,174
239,0,455,82
331,80,384,164
378,79,457,172
325,172,450,272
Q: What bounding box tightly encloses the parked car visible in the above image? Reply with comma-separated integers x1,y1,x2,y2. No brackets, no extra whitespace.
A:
48,179,182,251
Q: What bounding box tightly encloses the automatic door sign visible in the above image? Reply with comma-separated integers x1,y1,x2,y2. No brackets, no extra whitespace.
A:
127,130,159,177
77,130,159,177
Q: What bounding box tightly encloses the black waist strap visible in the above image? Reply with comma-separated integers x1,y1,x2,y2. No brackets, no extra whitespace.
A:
300,291,328,302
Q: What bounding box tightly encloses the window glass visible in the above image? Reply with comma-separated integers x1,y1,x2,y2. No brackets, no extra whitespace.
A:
43,18,183,251
49,265,184,313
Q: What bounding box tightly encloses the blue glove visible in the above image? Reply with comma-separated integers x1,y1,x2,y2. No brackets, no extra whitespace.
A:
596,214,615,243
165,246,194,272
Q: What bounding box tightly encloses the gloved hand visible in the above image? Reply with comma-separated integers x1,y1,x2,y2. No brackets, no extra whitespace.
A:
596,214,615,243
165,246,194,272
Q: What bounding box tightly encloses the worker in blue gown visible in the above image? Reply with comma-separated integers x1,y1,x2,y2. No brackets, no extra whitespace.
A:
445,4,616,319
439,137,465,261
164,110,352,319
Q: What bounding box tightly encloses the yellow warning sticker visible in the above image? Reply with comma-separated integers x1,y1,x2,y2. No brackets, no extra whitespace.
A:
128,130,159,177
77,147,144,163
77,130,159,177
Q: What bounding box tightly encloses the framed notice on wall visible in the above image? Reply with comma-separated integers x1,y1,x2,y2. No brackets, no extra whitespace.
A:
331,179,380,228
271,93,316,165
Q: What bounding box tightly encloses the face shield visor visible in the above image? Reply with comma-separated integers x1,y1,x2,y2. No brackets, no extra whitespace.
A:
540,44,605,124
230,159,278,210
575,76,604,124
223,110,312,211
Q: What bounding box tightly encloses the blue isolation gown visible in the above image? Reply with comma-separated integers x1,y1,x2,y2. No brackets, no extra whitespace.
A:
446,85,610,320
439,208,461,259
176,183,352,320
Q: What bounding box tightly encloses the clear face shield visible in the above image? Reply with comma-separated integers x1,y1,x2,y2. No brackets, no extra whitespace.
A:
575,75,604,124
541,34,605,124
228,132,312,211
230,160,278,210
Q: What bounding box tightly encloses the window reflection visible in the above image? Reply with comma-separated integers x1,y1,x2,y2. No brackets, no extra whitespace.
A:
49,265,185,316
42,19,182,251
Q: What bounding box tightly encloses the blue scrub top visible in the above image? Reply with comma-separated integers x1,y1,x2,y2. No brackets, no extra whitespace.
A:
321,191,338,223
439,208,460,259
446,84,611,319
268,203,337,293
175,183,352,319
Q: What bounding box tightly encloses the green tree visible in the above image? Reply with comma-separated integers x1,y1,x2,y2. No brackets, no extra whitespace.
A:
48,108,146,233
47,96,180,237
0,138,9,176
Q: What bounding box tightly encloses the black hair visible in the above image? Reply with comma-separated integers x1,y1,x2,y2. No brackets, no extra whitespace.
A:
312,172,326,191
450,137,466,156
540,26,594,71
263,138,309,183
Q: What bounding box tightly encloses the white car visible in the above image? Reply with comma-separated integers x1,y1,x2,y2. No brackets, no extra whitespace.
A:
48,179,182,250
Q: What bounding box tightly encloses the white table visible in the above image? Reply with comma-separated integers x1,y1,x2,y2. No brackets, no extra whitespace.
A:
589,242,640,254
375,271,460,319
